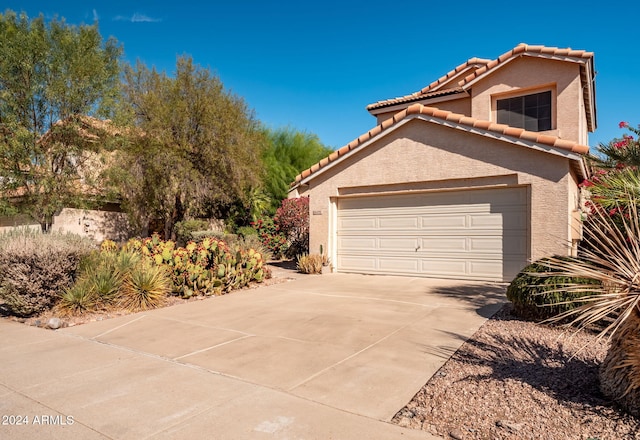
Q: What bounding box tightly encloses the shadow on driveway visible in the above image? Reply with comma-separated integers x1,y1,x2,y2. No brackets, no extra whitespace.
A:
430,283,508,318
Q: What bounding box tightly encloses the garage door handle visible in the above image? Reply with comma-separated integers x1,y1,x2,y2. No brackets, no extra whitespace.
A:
415,245,421,252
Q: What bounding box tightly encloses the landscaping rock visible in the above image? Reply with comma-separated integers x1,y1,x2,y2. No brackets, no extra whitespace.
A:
496,420,523,433
47,317,62,329
449,428,464,439
391,304,640,439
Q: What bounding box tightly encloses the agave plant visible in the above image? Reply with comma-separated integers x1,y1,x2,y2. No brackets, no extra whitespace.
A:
117,260,171,312
541,193,640,416
56,283,97,316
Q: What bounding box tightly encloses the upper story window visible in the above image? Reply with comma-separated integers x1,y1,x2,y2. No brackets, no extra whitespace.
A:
496,90,551,132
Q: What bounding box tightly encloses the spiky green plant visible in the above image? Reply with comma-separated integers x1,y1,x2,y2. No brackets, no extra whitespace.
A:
118,261,171,311
540,195,640,417
56,282,97,316
88,265,122,306
587,167,640,212
112,249,141,278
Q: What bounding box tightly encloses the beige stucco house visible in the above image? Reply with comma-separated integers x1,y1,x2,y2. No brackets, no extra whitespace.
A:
289,43,596,282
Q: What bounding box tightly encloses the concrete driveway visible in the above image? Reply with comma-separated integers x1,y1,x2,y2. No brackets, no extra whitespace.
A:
0,272,506,439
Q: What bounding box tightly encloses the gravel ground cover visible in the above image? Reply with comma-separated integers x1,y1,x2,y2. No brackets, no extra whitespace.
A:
393,305,640,440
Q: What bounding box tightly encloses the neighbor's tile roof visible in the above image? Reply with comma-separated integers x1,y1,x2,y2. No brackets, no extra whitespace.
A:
365,87,466,112
367,43,595,113
292,104,589,186
38,115,124,146
366,58,489,111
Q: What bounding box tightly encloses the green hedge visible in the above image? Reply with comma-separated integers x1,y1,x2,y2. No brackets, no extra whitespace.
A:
506,256,600,320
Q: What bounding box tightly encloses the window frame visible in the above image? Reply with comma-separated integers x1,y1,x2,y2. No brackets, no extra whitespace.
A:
492,86,556,133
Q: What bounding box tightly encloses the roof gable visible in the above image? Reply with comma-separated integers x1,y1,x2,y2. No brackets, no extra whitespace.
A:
291,104,589,189
366,43,596,132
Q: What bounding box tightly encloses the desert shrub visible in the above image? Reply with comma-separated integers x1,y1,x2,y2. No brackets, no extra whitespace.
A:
296,253,323,274
236,226,257,237
117,260,171,311
174,219,211,246
275,197,309,258
252,218,288,259
506,257,600,320
0,229,96,316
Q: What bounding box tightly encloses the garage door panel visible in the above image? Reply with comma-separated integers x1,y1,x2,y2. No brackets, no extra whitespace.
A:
468,237,503,253
339,217,377,230
336,188,528,282
420,259,468,277
378,237,419,251
504,259,529,278
420,237,467,251
501,212,527,229
468,214,502,228
339,255,377,270
338,237,378,250
379,258,420,272
421,215,467,229
504,232,528,254
468,260,504,278
378,217,419,229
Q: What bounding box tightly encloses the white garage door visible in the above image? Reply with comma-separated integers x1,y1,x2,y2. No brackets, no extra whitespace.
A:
336,187,528,282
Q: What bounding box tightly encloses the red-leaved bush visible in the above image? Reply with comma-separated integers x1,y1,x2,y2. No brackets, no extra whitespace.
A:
274,197,309,257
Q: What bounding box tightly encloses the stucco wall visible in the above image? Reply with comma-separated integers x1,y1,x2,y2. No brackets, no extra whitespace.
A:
470,56,584,144
0,207,132,243
297,118,578,271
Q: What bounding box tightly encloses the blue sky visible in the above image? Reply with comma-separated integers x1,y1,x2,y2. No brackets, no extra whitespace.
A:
4,1,637,150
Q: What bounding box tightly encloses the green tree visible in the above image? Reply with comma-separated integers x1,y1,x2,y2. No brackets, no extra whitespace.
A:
111,57,264,238
262,127,333,211
0,10,122,231
583,122,640,212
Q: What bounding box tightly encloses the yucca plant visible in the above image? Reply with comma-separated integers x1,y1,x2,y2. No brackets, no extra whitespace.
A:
56,283,97,316
540,194,640,417
118,260,171,311
88,265,122,306
112,249,141,278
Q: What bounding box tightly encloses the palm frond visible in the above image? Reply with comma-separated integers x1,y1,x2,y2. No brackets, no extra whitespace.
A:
542,194,640,341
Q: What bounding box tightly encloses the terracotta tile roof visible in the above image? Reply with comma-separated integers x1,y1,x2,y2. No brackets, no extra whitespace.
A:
366,57,489,111
292,104,589,186
458,43,594,89
419,57,491,93
367,44,596,130
366,87,466,112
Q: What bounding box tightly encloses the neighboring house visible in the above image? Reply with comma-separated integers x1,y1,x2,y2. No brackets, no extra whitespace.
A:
0,116,132,242
289,43,595,282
